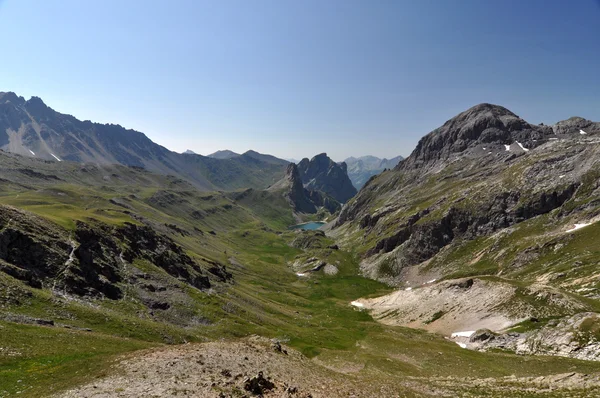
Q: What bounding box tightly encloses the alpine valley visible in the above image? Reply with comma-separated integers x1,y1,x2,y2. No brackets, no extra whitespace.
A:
2,94,600,397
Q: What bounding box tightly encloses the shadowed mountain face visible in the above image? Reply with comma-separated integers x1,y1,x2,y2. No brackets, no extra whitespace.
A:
297,153,357,203
0,92,287,191
268,163,340,214
344,155,404,189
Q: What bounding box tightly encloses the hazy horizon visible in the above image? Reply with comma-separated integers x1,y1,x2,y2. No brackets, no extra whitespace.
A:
1,0,599,160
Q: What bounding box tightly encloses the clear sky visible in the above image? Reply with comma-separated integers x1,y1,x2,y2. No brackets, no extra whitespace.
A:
1,0,599,161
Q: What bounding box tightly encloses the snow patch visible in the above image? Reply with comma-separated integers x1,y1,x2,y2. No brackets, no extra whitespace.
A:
451,330,476,338
559,175,565,179
405,287,412,291
550,137,559,141
580,129,588,135
456,342,467,349
28,149,35,156
515,141,529,152
566,223,592,233
427,279,437,284
50,153,62,162
296,273,306,277
350,301,364,308
504,145,511,151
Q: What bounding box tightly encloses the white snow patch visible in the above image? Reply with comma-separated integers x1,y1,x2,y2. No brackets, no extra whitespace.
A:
580,129,588,135
559,175,565,179
427,279,437,284
50,153,62,162
296,273,306,277
405,287,412,291
28,149,35,156
515,141,529,152
550,137,559,140
482,147,486,150
456,342,467,349
504,145,511,151
451,331,476,338
350,301,364,308
566,223,592,233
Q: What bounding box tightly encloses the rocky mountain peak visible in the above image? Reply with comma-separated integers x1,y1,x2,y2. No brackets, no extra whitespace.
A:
297,153,357,203
0,91,25,105
401,103,551,170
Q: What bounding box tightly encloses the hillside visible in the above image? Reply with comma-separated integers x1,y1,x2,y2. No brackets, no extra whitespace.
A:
332,103,600,357
1,131,600,396
0,92,286,191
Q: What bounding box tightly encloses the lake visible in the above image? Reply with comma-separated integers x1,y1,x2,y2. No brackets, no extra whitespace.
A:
289,221,326,230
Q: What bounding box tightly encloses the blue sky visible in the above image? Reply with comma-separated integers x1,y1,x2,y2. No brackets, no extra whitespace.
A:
1,0,599,161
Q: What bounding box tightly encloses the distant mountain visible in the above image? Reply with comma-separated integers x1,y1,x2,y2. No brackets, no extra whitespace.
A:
344,155,404,189
297,153,357,203
183,149,197,155
207,150,240,159
0,92,286,191
242,150,289,166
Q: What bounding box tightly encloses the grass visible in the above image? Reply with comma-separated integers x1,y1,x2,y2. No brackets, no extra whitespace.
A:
3,151,600,397
0,322,154,397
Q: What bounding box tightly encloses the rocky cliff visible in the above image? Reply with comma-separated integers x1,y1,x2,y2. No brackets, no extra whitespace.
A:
297,153,357,203
268,163,340,215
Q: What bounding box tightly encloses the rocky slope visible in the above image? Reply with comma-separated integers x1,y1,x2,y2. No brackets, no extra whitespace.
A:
297,153,357,203
0,92,286,191
333,103,600,359
344,155,403,189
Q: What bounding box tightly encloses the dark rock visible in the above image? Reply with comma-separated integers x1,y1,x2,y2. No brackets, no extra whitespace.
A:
297,153,357,203
244,372,275,395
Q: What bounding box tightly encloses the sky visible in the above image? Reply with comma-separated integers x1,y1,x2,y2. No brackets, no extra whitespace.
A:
1,0,599,161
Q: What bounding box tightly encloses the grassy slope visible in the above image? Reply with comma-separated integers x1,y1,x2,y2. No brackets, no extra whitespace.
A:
2,155,600,396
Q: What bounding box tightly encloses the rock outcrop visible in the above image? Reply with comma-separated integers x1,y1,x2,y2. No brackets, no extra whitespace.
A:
297,153,357,203
268,163,341,214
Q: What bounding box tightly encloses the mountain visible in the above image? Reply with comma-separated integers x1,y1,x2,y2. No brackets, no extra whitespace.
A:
268,163,340,214
344,155,404,189
297,153,357,203
182,149,197,155
241,150,289,166
207,149,240,159
332,103,600,359
3,102,600,396
0,92,286,191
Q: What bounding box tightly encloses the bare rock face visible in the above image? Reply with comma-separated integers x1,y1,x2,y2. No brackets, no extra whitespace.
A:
297,153,357,203
269,163,341,214
400,103,553,170
0,205,220,300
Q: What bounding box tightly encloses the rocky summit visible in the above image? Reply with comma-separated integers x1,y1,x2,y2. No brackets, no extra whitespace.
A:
297,153,357,203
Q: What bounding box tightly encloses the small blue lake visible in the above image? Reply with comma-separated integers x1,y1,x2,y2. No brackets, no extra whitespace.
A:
289,221,326,230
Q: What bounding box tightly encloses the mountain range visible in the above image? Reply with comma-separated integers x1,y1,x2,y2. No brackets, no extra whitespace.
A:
0,92,287,191
343,155,404,189
4,97,600,396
